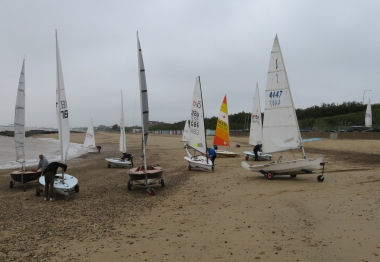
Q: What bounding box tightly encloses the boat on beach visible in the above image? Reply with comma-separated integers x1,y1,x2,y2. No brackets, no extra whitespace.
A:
9,59,42,191
127,32,164,195
241,35,325,181
105,91,133,168
83,119,98,153
212,95,238,157
243,83,272,161
38,30,79,199
184,76,214,172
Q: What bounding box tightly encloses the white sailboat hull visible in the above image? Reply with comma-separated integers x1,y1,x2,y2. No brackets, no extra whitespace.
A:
242,156,323,175
86,147,98,153
243,151,272,161
105,158,132,168
215,149,238,157
184,156,214,172
39,174,78,197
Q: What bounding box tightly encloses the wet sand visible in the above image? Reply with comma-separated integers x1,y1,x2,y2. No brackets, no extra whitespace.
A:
1,132,380,261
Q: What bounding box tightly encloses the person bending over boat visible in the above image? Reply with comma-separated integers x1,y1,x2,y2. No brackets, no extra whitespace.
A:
96,145,102,153
253,142,262,161
207,147,217,166
121,152,134,166
43,162,67,201
37,154,49,172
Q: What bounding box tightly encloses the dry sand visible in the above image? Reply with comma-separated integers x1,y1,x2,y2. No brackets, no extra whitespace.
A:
1,132,380,261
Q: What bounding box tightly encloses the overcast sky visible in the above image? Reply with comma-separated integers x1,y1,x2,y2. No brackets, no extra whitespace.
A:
1,0,379,128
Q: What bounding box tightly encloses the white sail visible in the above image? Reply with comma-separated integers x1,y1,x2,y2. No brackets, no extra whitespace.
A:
84,119,96,148
55,30,70,163
365,99,372,128
181,120,190,142
119,91,127,152
137,32,149,168
188,76,207,155
262,35,302,154
14,60,26,163
248,83,263,146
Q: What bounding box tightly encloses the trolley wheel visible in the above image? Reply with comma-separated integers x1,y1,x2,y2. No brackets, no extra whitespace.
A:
317,175,324,182
23,185,26,192
36,187,40,196
290,174,297,178
127,181,132,191
245,155,249,161
74,184,79,193
149,188,155,196
10,181,13,189
161,179,165,188
107,164,111,168
188,165,191,171
266,172,273,180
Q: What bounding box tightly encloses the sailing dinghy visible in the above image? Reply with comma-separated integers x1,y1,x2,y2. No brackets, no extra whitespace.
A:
241,35,325,181
243,83,272,161
38,30,79,199
83,119,98,153
127,32,164,195
10,59,42,191
181,120,190,148
105,91,133,168
365,99,372,128
184,76,214,172
212,95,238,157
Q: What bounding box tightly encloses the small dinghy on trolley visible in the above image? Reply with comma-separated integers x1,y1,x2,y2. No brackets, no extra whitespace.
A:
9,59,42,191
126,32,164,195
241,35,324,181
184,76,214,172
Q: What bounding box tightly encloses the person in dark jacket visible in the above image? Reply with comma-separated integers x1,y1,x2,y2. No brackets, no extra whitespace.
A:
43,162,67,201
253,143,262,161
207,147,217,166
96,145,102,153
121,152,134,166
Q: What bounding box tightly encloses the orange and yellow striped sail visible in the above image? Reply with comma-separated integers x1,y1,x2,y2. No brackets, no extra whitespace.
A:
213,95,230,146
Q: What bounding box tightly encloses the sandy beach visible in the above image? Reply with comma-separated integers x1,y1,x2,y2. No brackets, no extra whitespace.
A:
1,132,380,261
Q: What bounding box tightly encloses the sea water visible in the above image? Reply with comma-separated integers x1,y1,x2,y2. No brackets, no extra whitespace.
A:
0,127,86,170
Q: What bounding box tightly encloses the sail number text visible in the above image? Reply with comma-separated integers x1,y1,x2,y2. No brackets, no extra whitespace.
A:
268,90,283,107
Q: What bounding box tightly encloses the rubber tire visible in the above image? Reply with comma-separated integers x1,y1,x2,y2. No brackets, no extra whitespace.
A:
36,187,40,196
267,172,273,180
161,179,165,188
107,164,111,168
10,181,13,189
317,175,324,182
245,155,249,161
188,165,191,171
127,181,132,191
290,174,297,178
74,184,79,193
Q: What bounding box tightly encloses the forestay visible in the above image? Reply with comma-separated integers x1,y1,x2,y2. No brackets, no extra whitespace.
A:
262,35,302,154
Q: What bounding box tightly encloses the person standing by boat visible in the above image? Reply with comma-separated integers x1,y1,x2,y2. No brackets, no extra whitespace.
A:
43,162,67,201
208,147,217,166
37,154,49,172
96,145,102,153
253,142,262,161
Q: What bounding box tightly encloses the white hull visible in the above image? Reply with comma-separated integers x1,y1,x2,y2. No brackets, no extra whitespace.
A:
242,156,323,175
105,158,132,168
184,156,213,172
86,147,98,153
244,151,272,161
215,150,238,157
39,174,78,197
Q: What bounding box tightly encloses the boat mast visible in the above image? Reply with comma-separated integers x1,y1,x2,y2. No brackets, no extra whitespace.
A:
277,35,306,158
198,77,208,162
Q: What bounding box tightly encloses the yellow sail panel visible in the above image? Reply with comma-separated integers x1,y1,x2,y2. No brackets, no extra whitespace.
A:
213,96,230,146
